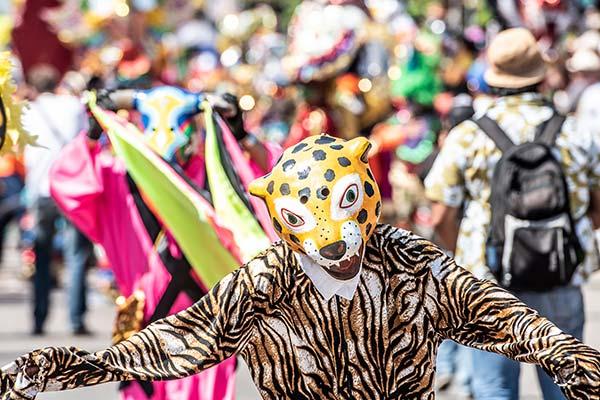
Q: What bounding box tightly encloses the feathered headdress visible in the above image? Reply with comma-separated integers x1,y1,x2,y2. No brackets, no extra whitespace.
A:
0,52,35,153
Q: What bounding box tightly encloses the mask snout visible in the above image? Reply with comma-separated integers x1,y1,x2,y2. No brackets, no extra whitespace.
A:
319,240,347,261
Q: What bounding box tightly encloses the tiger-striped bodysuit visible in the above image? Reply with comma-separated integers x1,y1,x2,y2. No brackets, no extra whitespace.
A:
1,225,599,399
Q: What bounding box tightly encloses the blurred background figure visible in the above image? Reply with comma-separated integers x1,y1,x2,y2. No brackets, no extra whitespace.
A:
426,27,600,400
0,151,24,266
22,63,93,336
559,47,600,113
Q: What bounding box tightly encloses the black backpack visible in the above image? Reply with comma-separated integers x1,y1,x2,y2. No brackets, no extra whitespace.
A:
474,113,584,292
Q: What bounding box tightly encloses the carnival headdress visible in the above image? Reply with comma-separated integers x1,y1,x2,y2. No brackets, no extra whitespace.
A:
0,53,35,153
283,1,368,83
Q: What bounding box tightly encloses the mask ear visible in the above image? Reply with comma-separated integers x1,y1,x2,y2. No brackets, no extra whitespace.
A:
347,137,373,163
249,175,269,199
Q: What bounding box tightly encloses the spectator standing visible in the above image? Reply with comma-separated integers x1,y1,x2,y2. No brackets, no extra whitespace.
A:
425,28,600,400
573,49,600,138
23,65,93,335
432,93,475,398
560,47,600,113
0,153,24,264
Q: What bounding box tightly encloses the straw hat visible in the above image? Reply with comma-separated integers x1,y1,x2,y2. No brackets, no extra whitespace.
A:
484,28,546,89
566,48,600,73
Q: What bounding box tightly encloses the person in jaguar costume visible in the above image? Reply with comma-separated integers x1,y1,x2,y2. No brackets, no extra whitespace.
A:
1,134,599,399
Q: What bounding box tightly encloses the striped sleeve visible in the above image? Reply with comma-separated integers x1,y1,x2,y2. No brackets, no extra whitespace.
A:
437,260,600,399
1,264,258,400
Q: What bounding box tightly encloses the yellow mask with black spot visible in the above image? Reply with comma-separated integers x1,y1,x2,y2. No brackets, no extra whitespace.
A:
249,134,381,280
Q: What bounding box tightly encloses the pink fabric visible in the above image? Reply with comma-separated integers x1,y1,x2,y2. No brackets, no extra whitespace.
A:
50,133,236,400
119,360,236,400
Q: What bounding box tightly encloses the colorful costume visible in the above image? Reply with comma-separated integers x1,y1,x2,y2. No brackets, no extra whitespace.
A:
45,88,279,400
49,131,237,400
0,51,32,263
0,52,35,153
282,1,391,147
1,135,599,399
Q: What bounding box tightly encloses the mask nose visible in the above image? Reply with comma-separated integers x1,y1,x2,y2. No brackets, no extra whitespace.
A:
319,240,347,261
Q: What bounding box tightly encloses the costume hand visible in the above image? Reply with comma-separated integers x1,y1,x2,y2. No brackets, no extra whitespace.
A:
213,93,248,141
85,105,103,141
1,354,41,400
95,89,118,111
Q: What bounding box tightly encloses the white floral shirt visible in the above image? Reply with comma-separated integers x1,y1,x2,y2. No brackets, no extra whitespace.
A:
425,93,600,283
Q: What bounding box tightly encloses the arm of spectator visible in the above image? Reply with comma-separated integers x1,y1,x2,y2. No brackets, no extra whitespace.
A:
589,190,600,230
424,122,472,252
430,202,459,252
0,264,258,400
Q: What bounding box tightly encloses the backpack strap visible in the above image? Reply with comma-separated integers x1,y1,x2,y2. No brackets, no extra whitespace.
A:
535,113,565,147
474,115,515,153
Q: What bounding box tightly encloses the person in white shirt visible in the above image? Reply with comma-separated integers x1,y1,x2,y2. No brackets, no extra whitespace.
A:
23,65,93,335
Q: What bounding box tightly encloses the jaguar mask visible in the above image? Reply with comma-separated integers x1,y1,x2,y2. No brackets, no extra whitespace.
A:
249,134,381,280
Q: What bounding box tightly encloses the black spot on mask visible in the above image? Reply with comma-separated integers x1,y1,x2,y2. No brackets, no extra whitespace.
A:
338,157,351,167
317,186,330,200
312,150,327,161
357,209,368,223
298,187,311,203
315,136,336,144
282,159,296,172
364,181,375,197
267,181,275,195
324,169,335,182
292,142,308,153
298,167,311,180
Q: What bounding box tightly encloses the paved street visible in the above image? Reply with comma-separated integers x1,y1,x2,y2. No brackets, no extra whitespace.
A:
0,231,598,399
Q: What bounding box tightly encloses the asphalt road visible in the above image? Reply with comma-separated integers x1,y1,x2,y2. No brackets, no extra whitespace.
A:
0,233,598,400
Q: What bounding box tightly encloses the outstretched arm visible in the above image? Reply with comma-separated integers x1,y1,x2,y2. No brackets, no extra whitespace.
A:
1,266,257,400
429,251,600,398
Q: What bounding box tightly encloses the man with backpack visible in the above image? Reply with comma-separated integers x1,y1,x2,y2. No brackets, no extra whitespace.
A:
425,27,600,400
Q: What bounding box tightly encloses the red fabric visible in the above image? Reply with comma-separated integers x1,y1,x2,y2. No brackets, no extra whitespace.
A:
12,0,73,76
370,151,393,200
283,104,338,149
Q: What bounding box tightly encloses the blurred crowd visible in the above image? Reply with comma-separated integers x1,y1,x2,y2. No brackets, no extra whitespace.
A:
1,0,600,399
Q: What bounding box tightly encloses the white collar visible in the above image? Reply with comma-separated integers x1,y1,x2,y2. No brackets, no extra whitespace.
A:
294,252,362,301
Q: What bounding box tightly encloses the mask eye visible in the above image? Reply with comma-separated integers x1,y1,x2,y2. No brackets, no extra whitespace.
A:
281,208,305,228
339,184,359,209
